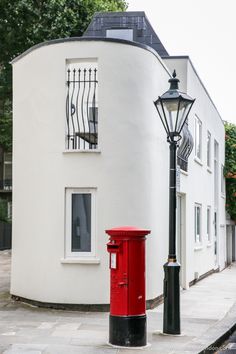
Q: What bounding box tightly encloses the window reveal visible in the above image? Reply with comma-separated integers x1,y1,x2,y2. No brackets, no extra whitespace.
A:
195,204,201,243
65,188,96,258
195,117,202,160
66,60,98,150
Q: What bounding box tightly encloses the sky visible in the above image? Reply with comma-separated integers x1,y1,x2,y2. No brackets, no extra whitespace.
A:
127,0,236,123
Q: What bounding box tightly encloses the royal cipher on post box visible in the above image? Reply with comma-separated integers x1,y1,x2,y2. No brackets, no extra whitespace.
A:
106,226,151,347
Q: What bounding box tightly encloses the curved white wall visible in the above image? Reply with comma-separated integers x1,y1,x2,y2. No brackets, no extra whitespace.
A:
11,39,171,304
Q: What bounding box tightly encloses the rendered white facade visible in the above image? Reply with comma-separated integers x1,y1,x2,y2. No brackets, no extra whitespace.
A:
163,57,226,287
11,37,227,305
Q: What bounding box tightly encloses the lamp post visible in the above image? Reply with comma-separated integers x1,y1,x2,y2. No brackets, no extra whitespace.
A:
154,71,195,335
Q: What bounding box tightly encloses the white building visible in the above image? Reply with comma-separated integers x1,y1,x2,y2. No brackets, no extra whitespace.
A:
11,12,230,308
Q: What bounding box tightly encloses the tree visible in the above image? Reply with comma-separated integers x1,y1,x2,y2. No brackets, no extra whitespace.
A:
224,121,236,220
0,197,9,223
0,0,128,150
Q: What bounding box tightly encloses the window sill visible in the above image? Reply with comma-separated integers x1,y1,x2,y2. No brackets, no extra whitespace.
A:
194,157,203,166
207,242,213,248
60,257,100,264
194,245,203,251
63,149,101,154
180,169,188,176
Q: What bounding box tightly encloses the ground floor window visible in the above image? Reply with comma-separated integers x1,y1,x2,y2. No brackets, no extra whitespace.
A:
207,206,211,242
65,188,96,258
194,203,202,244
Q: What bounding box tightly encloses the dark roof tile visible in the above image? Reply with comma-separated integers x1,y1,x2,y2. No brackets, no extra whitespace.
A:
83,11,169,57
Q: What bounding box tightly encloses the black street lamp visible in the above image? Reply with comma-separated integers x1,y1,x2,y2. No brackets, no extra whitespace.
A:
154,70,195,335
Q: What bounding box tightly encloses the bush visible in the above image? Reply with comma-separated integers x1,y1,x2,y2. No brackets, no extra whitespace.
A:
0,198,9,223
224,122,236,220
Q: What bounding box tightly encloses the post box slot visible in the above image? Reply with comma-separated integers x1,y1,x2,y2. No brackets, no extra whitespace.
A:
107,242,122,253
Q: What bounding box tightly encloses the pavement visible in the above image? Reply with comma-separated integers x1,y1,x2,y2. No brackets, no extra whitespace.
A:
0,250,236,354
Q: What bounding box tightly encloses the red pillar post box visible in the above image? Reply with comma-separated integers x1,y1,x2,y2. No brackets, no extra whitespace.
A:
106,226,151,347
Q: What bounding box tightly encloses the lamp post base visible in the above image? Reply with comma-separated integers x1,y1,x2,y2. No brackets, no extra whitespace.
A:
163,261,181,335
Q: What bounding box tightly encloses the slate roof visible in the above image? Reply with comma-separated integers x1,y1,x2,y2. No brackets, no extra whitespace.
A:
83,11,169,57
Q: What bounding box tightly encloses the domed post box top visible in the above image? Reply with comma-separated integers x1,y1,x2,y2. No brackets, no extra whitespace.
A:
106,226,151,238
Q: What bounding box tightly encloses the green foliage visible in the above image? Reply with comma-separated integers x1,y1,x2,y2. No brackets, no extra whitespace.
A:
0,0,128,64
224,121,236,220
225,122,236,175
0,0,128,151
0,65,12,150
0,198,9,223
0,94,12,151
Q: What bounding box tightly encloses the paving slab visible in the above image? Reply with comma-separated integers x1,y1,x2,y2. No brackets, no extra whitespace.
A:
0,251,236,354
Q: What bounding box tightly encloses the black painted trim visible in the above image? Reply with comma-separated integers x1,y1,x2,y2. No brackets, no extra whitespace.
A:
12,267,219,312
11,268,219,313
146,293,164,309
11,295,110,312
189,268,219,287
11,294,163,312
93,11,146,18
109,314,146,347
11,36,170,75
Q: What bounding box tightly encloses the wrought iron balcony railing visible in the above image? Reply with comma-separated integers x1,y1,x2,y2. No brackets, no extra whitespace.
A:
66,67,98,150
177,121,194,172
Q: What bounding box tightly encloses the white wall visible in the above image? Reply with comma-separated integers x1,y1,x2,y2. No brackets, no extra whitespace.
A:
12,39,171,304
164,57,226,284
12,40,227,306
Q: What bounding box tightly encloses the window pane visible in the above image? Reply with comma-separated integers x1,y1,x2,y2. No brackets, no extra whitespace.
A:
196,207,200,235
221,165,225,194
88,107,98,136
71,194,91,252
207,132,211,167
106,29,133,41
195,118,202,159
195,205,201,243
66,60,98,150
207,208,210,241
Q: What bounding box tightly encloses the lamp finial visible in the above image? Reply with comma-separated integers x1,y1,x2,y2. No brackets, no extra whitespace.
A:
168,70,179,90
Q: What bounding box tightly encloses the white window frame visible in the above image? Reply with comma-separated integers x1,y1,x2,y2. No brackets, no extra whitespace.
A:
194,116,202,161
207,131,211,168
207,206,211,242
194,203,202,244
65,188,96,258
221,164,225,195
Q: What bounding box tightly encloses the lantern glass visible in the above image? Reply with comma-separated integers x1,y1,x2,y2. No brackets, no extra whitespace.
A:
156,97,193,138
154,71,195,141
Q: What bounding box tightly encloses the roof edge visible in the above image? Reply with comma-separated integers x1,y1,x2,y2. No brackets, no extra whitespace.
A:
92,11,146,17
163,55,224,125
11,37,170,76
